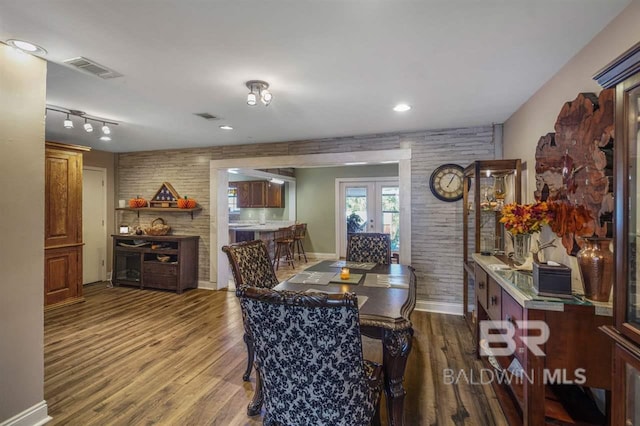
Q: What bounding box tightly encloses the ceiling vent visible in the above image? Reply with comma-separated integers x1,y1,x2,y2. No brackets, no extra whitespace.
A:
194,112,218,120
63,57,123,79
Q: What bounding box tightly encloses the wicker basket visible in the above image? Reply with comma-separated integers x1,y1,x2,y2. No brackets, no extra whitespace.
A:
145,217,171,236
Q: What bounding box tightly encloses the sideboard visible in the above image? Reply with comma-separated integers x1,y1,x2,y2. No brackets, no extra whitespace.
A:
112,234,199,294
472,254,612,425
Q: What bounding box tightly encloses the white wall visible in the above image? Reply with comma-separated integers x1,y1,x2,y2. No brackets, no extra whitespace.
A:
503,0,640,286
0,45,48,423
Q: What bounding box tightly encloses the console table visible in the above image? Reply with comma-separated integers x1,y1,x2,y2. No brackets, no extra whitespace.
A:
472,254,612,425
112,234,199,294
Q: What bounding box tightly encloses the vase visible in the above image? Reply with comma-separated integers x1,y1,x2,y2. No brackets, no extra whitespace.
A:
576,237,613,302
512,233,531,264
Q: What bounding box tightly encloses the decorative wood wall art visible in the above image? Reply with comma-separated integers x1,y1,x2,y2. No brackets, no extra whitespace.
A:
150,182,181,208
534,89,614,255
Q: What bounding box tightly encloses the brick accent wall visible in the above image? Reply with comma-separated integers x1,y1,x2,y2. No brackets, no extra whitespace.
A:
117,125,496,304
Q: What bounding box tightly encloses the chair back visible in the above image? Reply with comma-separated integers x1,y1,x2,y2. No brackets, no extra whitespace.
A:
294,223,307,239
346,232,392,264
221,240,279,289
237,286,378,426
274,225,296,242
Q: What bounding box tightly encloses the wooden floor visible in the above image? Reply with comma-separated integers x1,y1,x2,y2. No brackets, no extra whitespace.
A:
45,282,507,425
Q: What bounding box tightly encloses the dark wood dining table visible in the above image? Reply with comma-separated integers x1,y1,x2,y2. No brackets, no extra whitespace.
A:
274,260,417,426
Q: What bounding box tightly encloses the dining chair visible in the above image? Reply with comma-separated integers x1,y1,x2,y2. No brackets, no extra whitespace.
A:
237,286,383,426
221,240,279,381
293,223,308,263
272,225,296,270
346,232,392,264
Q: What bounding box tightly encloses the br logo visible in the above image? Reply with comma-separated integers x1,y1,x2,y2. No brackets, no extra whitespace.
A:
479,320,550,357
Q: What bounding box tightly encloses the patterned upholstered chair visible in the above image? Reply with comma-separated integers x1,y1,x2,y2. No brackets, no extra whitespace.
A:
346,232,392,264
237,286,383,426
221,240,279,381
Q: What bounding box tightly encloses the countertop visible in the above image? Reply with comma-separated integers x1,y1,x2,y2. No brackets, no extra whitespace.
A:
228,222,294,232
472,253,612,316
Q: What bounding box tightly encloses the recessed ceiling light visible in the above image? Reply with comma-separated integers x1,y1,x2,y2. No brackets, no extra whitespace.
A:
228,168,239,174
100,136,111,142
219,125,233,130
7,39,47,55
393,104,411,112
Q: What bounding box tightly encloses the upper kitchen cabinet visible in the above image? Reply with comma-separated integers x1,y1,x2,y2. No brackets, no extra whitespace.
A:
236,180,284,208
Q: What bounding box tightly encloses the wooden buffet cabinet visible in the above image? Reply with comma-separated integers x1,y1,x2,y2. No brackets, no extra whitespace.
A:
112,235,199,294
595,42,640,426
44,141,90,308
473,255,612,425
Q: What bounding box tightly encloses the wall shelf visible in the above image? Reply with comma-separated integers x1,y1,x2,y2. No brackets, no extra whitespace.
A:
116,207,202,219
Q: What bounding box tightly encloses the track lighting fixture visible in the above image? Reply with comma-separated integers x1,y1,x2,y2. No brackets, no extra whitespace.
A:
64,113,74,129
245,80,273,107
46,106,118,141
84,118,93,132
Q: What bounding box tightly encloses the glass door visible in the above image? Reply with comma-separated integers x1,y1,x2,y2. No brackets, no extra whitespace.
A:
338,179,399,258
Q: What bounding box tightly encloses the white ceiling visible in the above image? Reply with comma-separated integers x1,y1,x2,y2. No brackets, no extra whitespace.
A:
0,0,630,153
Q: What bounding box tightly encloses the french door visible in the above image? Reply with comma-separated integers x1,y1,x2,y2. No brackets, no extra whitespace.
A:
337,178,399,258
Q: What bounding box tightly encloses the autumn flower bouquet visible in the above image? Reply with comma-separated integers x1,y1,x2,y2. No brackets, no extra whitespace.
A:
500,202,554,235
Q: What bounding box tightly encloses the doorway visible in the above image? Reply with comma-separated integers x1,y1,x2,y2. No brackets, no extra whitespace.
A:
337,178,399,258
210,149,412,290
83,167,107,284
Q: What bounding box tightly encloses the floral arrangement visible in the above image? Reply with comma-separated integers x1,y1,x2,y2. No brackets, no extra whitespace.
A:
500,202,554,235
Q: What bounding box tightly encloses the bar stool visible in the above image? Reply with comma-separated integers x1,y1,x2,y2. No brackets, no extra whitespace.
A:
293,223,308,263
273,225,296,270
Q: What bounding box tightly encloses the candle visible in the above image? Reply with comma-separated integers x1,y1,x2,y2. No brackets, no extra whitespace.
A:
340,267,350,280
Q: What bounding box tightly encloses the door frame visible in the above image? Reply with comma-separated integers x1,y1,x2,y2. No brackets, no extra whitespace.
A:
210,149,411,290
82,166,108,283
336,177,399,258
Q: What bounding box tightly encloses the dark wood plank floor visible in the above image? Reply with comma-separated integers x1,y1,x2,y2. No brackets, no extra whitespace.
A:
45,283,507,425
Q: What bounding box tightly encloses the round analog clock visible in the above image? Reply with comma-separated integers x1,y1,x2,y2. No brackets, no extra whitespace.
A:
429,163,465,202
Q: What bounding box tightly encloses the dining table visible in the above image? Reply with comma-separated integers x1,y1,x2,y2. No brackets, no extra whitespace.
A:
261,259,417,426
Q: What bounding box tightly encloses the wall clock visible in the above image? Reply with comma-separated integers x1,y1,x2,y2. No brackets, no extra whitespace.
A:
429,163,465,202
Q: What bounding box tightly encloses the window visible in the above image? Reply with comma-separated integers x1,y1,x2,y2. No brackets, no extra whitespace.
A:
228,187,239,212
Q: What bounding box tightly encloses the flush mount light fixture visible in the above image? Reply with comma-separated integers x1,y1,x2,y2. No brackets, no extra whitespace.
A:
393,104,411,112
246,80,273,106
228,168,239,174
6,39,47,55
47,106,118,141
219,125,233,130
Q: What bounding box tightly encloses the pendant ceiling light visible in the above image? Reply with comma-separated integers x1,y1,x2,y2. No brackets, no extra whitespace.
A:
246,80,273,107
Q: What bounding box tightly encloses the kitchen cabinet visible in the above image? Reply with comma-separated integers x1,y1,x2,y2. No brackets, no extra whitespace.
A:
595,41,640,426
45,141,90,308
236,180,284,208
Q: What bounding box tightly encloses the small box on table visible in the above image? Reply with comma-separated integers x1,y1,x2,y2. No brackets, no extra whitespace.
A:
533,261,572,298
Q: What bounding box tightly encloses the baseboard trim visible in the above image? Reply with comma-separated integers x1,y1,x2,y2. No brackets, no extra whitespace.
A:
415,300,463,316
306,252,338,260
197,280,217,290
0,400,51,426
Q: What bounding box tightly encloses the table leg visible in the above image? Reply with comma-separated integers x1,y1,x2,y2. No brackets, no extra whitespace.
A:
382,327,413,426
